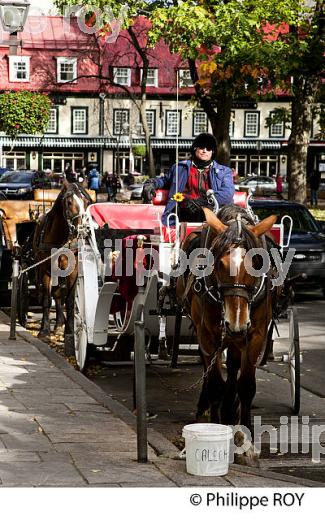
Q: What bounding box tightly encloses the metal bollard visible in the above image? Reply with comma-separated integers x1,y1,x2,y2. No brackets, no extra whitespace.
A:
134,299,147,463
9,259,19,341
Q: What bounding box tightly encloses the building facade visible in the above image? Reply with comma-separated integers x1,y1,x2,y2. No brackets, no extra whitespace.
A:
0,15,324,178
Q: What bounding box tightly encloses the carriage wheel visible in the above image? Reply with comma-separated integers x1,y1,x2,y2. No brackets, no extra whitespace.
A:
74,276,89,372
288,307,300,414
17,264,29,328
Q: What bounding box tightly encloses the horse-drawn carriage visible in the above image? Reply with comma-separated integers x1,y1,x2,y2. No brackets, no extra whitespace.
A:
2,183,301,453
68,188,301,418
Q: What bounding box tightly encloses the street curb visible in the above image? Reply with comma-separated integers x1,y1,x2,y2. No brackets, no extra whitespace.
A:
0,310,178,459
1,310,323,487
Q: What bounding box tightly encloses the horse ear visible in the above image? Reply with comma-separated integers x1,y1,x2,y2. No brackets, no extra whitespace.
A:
203,207,228,234
249,215,277,237
62,179,69,190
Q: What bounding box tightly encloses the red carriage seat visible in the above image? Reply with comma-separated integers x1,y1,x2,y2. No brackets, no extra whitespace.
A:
152,189,248,207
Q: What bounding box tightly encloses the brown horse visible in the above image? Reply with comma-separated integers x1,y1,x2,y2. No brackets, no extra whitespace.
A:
176,204,279,464
33,181,92,343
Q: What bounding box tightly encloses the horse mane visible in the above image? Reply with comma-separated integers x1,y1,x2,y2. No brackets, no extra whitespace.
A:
67,182,93,204
212,204,260,262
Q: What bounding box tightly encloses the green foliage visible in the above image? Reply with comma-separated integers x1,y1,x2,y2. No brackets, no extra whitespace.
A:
149,0,323,99
132,144,147,157
0,91,51,138
265,107,292,130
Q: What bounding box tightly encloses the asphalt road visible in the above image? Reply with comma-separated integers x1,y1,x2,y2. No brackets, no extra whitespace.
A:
88,288,325,483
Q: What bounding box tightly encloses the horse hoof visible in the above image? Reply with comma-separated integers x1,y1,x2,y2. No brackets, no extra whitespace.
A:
234,451,260,468
233,430,260,468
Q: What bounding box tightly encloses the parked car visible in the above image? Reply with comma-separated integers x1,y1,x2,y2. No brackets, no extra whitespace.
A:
128,183,144,200
0,170,37,199
250,199,325,295
236,175,288,196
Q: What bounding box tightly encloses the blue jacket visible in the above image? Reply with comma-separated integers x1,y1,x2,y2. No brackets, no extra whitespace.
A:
153,160,235,226
88,169,100,191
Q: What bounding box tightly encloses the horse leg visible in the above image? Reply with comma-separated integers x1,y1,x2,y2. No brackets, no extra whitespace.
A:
206,355,226,423
52,284,65,336
196,331,225,423
221,346,241,425
234,349,260,467
38,272,52,338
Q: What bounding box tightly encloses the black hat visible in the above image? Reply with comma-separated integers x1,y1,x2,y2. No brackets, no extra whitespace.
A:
191,133,217,156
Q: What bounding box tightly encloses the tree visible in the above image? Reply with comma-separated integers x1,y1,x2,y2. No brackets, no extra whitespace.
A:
150,0,324,201
0,91,51,138
54,0,173,177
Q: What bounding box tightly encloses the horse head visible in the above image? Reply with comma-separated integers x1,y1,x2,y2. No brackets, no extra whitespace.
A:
204,207,276,336
61,180,92,237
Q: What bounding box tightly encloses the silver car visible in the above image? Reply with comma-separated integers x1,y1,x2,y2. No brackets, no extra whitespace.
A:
236,175,280,196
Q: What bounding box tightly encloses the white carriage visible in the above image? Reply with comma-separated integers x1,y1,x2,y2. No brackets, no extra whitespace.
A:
72,190,300,413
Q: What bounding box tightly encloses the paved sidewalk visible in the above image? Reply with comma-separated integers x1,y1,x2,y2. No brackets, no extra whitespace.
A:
0,311,321,487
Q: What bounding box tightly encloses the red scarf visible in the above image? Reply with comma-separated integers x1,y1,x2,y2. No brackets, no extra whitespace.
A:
184,165,211,199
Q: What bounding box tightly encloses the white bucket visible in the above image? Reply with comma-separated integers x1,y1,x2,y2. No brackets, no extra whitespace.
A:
182,423,233,476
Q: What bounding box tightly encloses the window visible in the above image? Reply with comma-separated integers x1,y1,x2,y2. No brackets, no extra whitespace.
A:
249,155,278,176
140,68,158,87
113,109,130,135
244,111,260,137
57,57,77,83
71,107,88,134
230,155,247,177
2,151,26,170
113,67,131,86
42,152,84,173
269,111,285,138
166,110,182,136
139,110,156,136
9,56,30,82
193,111,208,136
178,69,193,87
46,107,59,134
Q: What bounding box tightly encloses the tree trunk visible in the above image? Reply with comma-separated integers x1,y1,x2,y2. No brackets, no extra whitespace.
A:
128,26,156,178
188,59,232,166
213,93,232,166
139,102,155,177
288,75,320,203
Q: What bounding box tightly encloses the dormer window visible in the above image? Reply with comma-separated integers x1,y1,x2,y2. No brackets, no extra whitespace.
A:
57,57,77,83
9,56,30,82
113,67,131,86
140,68,158,87
178,69,193,87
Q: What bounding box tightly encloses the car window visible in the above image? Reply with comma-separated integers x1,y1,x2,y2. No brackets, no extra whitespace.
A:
252,205,319,233
0,172,32,183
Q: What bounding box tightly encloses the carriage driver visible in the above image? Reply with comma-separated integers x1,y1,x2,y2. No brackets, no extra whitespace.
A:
142,133,235,236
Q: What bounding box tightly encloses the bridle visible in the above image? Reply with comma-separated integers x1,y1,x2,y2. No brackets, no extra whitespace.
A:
62,184,88,237
194,215,267,309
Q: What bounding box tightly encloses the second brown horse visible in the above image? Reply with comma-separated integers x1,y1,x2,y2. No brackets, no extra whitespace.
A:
33,181,92,347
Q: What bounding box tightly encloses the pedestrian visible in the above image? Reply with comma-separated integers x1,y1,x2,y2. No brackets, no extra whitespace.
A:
64,163,75,183
102,171,117,202
309,170,321,207
87,165,100,199
276,174,283,199
142,132,235,234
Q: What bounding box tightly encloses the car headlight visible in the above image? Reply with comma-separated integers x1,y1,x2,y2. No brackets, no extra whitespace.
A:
18,188,30,194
